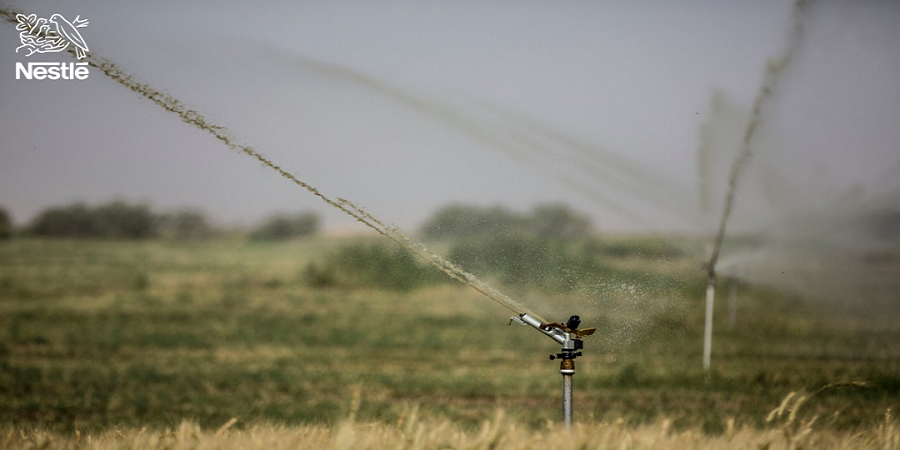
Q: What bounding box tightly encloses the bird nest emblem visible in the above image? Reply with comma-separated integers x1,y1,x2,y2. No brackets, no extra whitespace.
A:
15,13,89,60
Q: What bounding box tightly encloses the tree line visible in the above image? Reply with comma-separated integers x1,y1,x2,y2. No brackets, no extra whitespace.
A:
0,201,593,244
0,201,319,241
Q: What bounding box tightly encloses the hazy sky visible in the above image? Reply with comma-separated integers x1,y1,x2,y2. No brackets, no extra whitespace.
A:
2,0,899,235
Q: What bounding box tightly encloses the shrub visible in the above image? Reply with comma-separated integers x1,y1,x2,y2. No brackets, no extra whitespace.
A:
420,204,525,240
447,233,604,291
250,212,319,241
27,201,158,239
92,201,157,239
304,241,447,291
158,210,214,240
421,203,600,291
0,206,12,239
421,203,592,241
529,204,591,239
29,203,96,237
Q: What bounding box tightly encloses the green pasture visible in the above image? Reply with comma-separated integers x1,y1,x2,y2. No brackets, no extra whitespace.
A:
0,237,897,434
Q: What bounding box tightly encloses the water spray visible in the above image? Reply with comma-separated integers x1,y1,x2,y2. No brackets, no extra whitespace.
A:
701,0,810,372
0,5,545,320
509,313,595,429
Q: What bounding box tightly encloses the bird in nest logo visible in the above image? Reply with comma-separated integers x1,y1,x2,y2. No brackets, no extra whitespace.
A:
14,13,89,60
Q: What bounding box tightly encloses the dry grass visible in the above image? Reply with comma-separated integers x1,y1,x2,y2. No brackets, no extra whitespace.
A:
3,406,897,450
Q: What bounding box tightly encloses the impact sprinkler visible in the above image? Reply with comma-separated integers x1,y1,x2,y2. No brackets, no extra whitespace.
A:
509,313,595,430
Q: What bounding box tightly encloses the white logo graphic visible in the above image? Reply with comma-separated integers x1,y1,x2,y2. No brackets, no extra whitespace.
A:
15,13,89,60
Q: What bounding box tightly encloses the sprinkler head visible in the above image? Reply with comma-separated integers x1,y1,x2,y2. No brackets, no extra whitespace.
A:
510,313,594,360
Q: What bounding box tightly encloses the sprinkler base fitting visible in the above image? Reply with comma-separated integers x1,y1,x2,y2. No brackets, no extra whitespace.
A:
550,347,583,361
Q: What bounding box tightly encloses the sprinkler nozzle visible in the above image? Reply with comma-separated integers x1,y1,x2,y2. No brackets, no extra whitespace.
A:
512,313,569,345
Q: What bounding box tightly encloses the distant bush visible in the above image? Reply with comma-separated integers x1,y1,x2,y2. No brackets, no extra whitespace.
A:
92,201,157,239
23,201,224,241
420,203,599,290
28,201,158,239
0,206,12,240
447,233,607,291
249,212,319,241
421,204,524,240
29,203,94,237
530,204,591,239
419,203,682,291
158,210,214,240
304,241,447,291
421,203,592,240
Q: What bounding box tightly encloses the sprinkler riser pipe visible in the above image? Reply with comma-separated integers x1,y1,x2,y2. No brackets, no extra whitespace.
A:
562,373,573,430
560,351,576,430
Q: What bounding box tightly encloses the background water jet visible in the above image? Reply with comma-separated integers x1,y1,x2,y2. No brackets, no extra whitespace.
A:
701,0,811,371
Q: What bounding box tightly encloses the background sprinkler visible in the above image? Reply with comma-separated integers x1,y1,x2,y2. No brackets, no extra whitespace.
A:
510,313,595,429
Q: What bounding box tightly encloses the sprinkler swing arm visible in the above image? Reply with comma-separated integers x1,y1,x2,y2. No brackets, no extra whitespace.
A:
509,313,595,429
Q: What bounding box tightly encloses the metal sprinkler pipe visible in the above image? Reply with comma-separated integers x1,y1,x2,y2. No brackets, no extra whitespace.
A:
703,273,715,371
560,358,575,428
510,313,589,430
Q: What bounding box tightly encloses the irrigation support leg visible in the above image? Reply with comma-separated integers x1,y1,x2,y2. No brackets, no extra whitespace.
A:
728,277,737,329
560,358,575,430
703,274,715,371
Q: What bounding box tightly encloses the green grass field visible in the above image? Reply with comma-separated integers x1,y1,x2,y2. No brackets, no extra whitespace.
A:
1,237,898,448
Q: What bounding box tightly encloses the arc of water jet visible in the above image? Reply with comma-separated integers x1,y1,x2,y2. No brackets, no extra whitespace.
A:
0,6,542,320
280,48,655,229
504,127,693,229
500,131,659,229
706,0,810,275
505,114,693,206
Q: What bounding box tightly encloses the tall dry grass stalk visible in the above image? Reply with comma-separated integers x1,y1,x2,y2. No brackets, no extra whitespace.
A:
4,409,898,450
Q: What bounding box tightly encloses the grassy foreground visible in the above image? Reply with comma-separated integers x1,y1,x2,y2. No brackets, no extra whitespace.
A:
4,410,898,450
0,237,898,448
